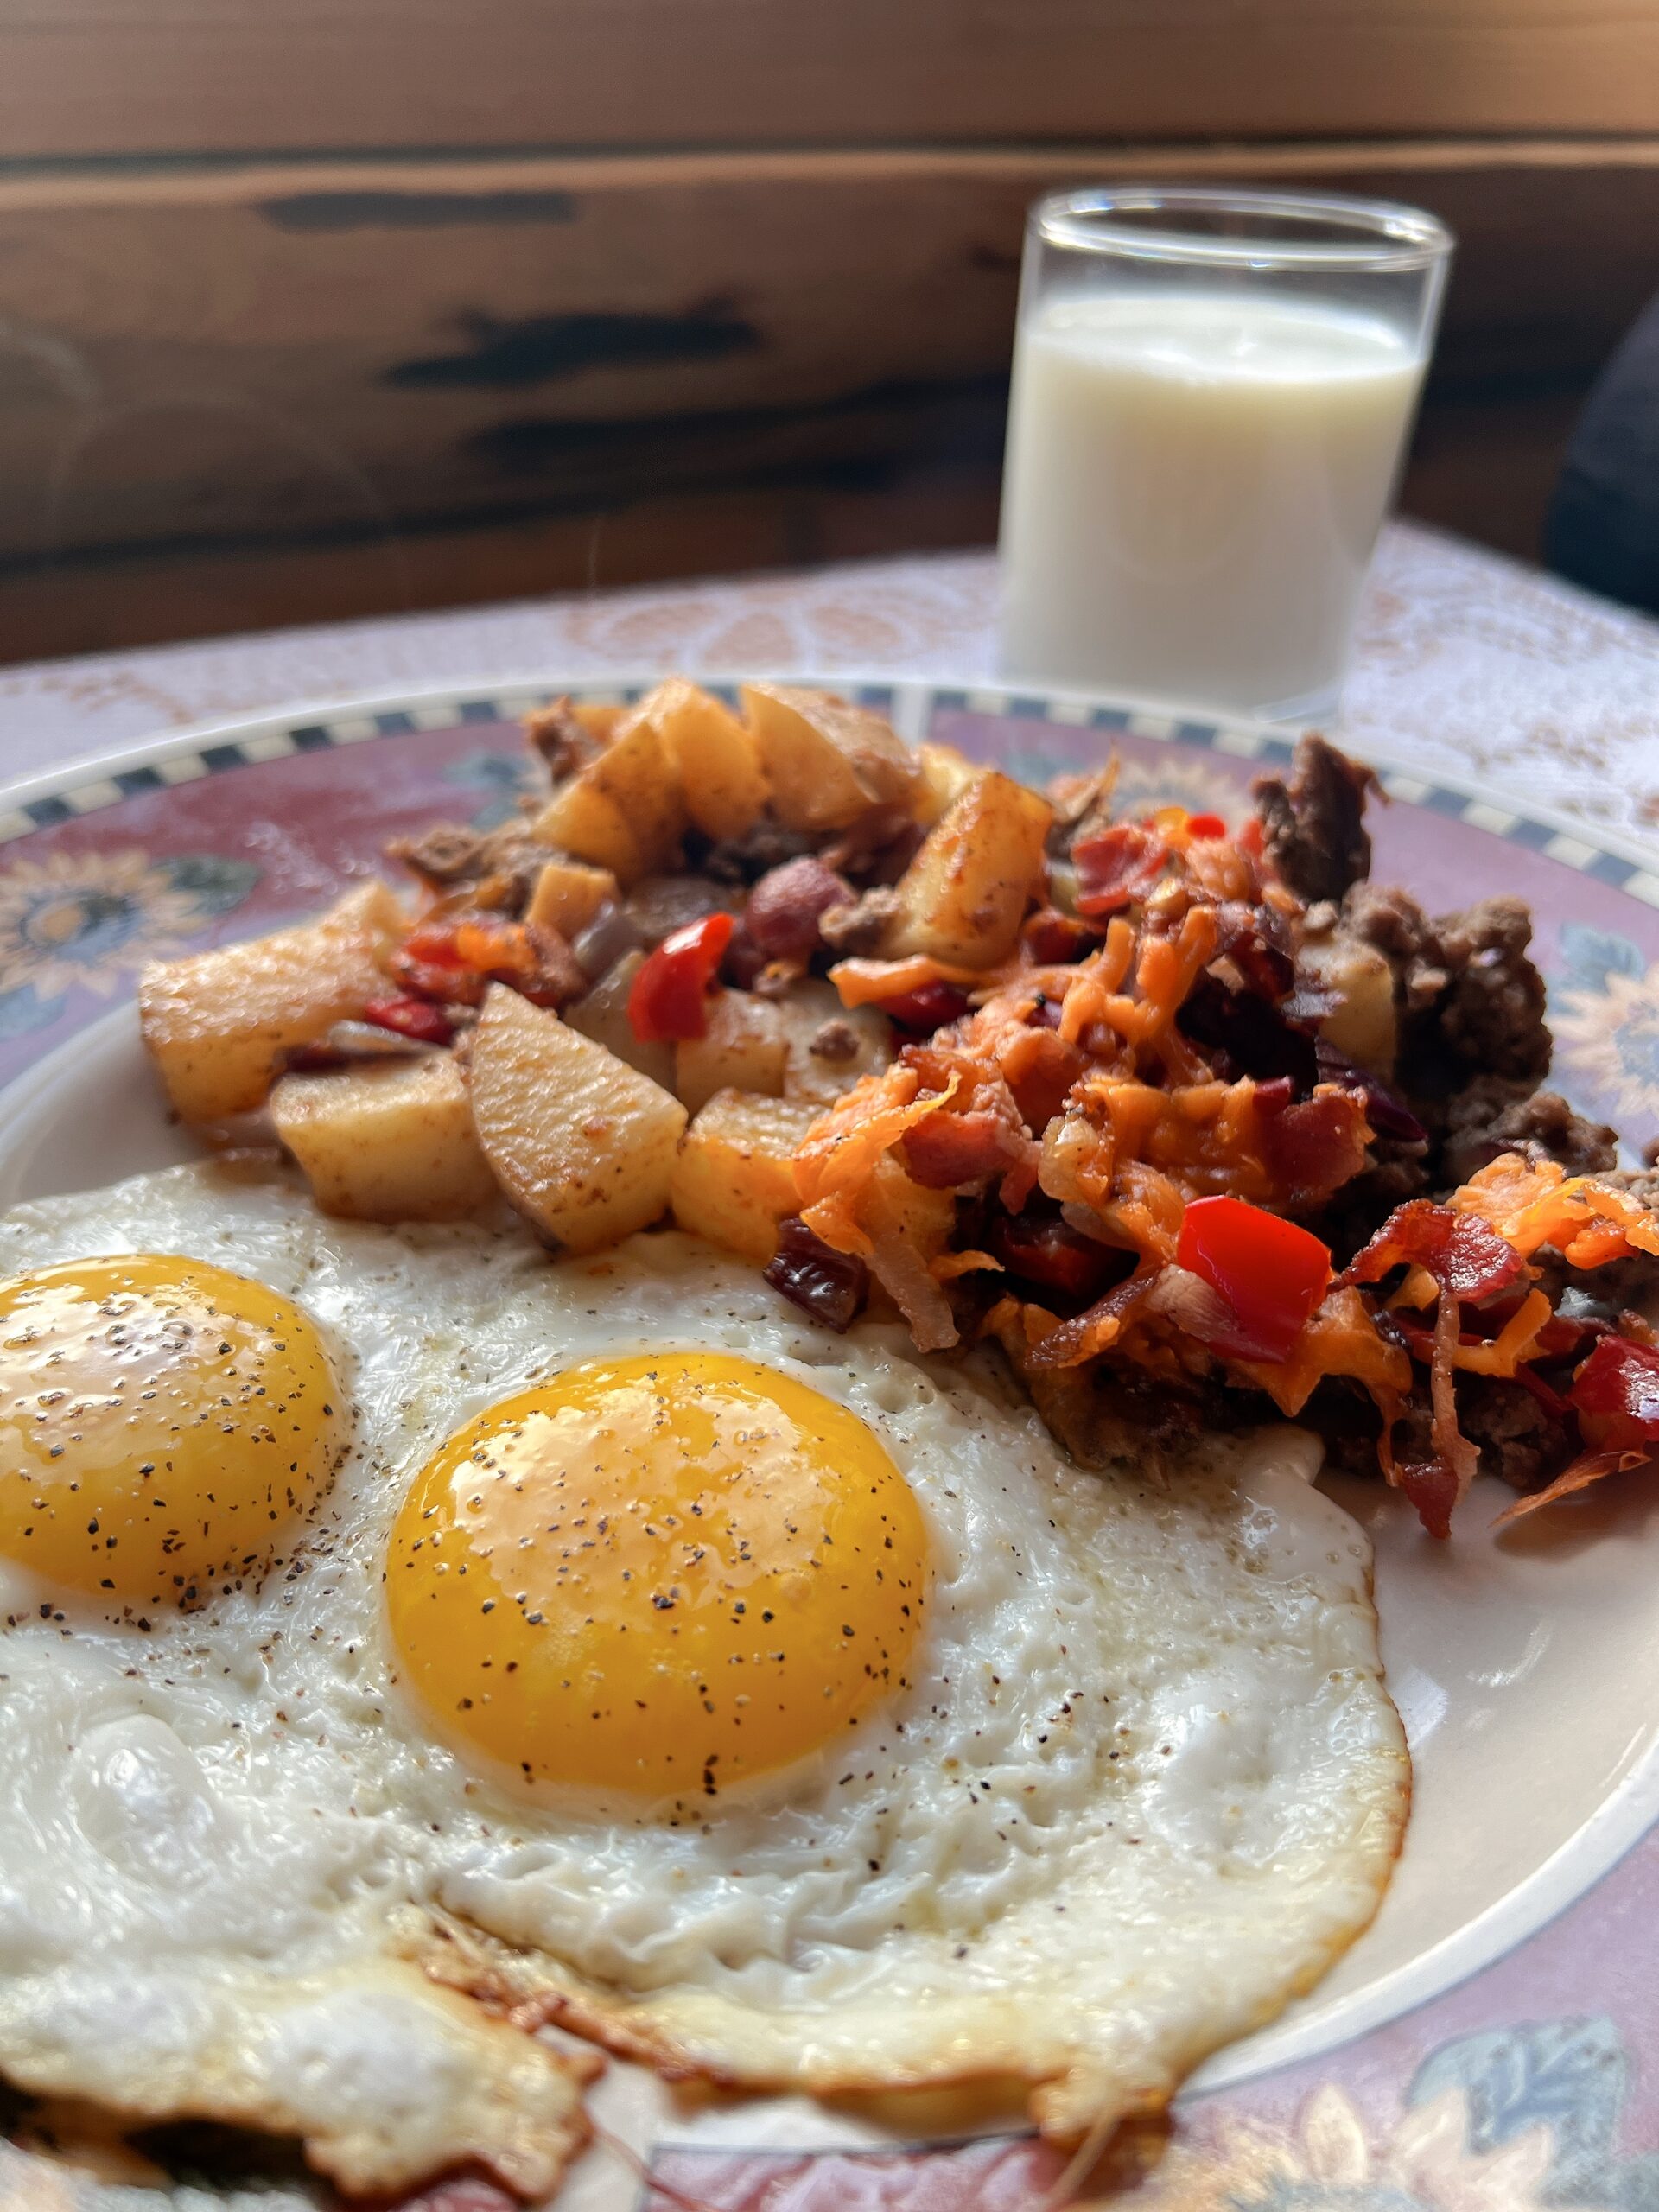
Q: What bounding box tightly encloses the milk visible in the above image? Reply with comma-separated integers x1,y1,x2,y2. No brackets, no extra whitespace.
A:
998,292,1427,716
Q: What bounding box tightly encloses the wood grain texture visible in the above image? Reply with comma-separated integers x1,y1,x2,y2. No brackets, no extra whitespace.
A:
3,141,1652,560
2,0,1655,158
0,138,1645,658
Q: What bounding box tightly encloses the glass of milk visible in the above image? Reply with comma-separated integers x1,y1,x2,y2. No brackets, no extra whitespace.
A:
998,186,1452,720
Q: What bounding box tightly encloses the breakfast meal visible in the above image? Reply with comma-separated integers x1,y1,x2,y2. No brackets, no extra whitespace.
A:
0,681,1652,2203
137,680,1659,1535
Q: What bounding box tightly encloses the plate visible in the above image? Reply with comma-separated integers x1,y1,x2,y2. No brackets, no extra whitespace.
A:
3,677,1658,2212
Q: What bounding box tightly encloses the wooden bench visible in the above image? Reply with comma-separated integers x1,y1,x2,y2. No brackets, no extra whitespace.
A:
2,1,1654,659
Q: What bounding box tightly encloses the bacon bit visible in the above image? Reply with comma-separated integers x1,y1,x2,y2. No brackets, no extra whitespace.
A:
1450,1154,1659,1268
1342,1199,1528,1303
1398,1456,1463,1541
1570,1334,1659,1452
1421,1287,1480,1535
896,1048,1043,1209
1024,1264,1161,1370
830,954,990,1009
1255,1083,1373,1205
1022,908,1100,963
903,1106,1039,1200
1493,1448,1654,1527
1073,823,1168,915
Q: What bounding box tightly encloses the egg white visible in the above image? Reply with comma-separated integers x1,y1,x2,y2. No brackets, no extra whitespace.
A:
0,1160,1407,2179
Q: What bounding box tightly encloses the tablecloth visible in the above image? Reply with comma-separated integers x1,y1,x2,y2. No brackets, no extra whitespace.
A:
3,521,1657,849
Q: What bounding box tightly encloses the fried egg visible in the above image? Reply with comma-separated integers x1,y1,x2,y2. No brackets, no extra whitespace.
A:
0,1160,1407,2190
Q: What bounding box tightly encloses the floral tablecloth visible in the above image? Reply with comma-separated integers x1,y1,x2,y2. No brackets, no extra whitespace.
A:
4,522,1659,849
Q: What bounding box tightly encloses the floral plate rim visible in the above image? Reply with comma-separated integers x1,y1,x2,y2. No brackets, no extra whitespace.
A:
2,670,1656,891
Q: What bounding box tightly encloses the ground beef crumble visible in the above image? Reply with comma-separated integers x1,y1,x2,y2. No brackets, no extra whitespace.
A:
1253,734,1377,903
1440,1077,1618,1188
1432,897,1552,1082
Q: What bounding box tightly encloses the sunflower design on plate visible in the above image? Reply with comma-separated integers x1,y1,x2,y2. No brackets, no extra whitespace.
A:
1136,2018,1638,2212
0,849,259,1038
1551,925,1659,1134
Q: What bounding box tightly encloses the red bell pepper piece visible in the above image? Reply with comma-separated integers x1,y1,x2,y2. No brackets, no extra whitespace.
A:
1175,1193,1332,1364
1570,1335,1659,1454
628,912,734,1043
876,982,973,1033
361,995,455,1046
1185,812,1227,840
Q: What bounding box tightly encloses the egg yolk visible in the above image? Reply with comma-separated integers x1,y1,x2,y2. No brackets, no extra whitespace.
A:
0,1255,346,1610
385,1351,929,1800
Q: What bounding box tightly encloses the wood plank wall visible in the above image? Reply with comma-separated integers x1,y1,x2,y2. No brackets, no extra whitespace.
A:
3,3,1655,662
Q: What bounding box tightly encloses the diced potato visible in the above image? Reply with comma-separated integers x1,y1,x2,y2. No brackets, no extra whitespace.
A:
648,677,768,841
525,858,618,941
565,950,675,1090
741,683,923,833
467,985,686,1252
138,881,405,1126
913,741,980,826
532,774,645,883
773,980,894,1105
882,770,1052,969
532,704,684,886
670,1090,819,1264
674,990,789,1116
586,706,686,870
1302,926,1399,1075
270,1053,497,1223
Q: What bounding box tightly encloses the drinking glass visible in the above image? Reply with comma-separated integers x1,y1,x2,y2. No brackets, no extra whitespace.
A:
998,184,1453,720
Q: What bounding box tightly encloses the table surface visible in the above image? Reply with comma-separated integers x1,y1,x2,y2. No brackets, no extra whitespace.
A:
3,521,1658,849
